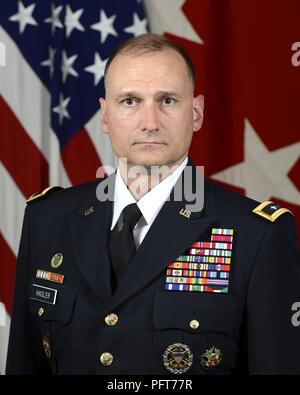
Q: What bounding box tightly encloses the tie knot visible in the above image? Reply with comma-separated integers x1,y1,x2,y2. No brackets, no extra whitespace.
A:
122,203,142,229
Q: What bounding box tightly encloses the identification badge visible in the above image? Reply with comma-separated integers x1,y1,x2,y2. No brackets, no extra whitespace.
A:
163,343,193,374
30,284,58,305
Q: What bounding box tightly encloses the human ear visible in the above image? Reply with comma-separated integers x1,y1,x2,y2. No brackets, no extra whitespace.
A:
99,98,109,134
192,95,204,132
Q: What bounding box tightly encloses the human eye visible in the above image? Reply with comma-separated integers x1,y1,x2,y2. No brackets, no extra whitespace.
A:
162,96,177,105
120,97,138,107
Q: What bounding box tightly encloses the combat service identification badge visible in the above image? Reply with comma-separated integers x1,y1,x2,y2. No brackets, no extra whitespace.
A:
163,343,193,374
42,335,52,359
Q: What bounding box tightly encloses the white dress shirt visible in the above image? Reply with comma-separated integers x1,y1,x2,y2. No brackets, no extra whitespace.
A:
111,157,188,248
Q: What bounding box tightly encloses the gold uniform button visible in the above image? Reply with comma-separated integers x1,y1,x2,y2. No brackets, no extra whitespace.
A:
100,352,113,366
105,313,118,326
38,307,45,317
189,319,199,330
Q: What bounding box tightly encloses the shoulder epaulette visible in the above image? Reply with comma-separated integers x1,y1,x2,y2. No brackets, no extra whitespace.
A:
26,186,63,204
252,200,293,222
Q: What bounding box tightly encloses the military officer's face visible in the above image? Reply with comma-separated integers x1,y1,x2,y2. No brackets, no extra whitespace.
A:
100,49,204,169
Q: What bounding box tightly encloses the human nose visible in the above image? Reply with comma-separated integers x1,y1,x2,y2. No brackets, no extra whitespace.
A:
141,102,159,132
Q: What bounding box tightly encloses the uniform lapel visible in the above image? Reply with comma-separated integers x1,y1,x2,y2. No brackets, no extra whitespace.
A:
68,176,114,305
108,163,216,312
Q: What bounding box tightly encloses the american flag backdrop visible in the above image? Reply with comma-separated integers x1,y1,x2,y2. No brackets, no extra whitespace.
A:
0,0,299,374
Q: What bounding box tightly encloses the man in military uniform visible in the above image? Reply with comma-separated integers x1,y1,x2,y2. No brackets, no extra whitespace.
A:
6,34,300,375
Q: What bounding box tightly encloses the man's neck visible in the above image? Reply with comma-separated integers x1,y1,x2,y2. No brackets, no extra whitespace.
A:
118,157,187,201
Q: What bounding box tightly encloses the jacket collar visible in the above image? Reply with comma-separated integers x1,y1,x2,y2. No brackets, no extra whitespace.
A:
68,160,217,309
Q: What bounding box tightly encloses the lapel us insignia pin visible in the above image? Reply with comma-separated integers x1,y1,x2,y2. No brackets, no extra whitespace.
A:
163,343,193,374
179,208,191,219
200,346,222,369
84,206,94,216
51,252,63,269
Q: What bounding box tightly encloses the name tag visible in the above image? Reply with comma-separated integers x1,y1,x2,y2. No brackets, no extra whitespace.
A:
30,284,57,305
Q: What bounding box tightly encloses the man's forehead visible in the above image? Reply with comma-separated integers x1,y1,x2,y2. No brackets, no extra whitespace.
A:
109,48,185,68
108,49,187,75
105,50,191,90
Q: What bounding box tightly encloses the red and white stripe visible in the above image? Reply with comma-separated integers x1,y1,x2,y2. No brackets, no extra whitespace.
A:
0,26,115,374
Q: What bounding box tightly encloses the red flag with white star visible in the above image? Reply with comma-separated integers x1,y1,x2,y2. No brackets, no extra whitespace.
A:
145,0,300,235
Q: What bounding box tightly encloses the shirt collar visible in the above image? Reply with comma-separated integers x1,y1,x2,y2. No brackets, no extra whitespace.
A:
111,170,136,230
111,157,188,230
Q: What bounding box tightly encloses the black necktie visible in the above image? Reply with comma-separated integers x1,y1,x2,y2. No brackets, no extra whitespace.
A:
109,203,142,291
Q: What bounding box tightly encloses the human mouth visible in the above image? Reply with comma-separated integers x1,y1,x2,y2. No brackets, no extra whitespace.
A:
133,142,166,145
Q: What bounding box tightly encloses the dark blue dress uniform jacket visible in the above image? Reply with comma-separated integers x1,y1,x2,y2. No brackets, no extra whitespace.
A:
5,165,300,375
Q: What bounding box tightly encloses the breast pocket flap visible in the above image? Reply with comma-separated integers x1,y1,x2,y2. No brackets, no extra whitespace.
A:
28,283,78,325
153,291,237,334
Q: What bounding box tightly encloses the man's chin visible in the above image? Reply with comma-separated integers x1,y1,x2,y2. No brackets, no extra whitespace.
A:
128,157,168,169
